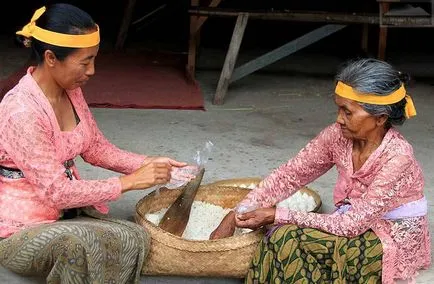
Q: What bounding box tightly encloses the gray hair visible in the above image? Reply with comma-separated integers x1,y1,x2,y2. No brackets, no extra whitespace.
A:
335,58,408,127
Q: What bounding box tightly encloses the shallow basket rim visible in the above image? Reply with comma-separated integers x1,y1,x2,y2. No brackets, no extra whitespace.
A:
205,177,322,213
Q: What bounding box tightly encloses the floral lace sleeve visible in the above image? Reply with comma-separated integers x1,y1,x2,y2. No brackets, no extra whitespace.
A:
0,110,122,210
236,124,338,211
275,155,413,237
80,103,146,174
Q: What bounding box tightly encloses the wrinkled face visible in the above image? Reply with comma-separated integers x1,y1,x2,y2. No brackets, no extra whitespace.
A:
49,45,99,90
334,95,383,140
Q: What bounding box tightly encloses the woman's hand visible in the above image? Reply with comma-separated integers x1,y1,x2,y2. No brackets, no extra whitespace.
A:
120,156,192,192
144,156,197,182
119,160,171,192
143,156,187,168
235,208,276,230
209,211,236,240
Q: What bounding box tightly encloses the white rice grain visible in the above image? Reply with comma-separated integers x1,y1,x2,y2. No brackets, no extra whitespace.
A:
182,201,232,240
145,189,317,240
277,191,317,212
145,202,233,240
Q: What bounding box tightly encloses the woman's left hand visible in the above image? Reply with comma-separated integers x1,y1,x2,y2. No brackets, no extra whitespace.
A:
235,208,276,230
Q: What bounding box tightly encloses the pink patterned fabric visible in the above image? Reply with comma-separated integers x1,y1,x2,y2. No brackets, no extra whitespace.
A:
0,67,146,238
238,123,431,283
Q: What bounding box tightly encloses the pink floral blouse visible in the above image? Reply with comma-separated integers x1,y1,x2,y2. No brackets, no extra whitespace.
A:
0,68,146,238
238,123,431,284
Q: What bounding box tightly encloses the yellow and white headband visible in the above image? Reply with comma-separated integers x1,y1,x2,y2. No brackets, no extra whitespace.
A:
16,6,100,48
335,81,417,118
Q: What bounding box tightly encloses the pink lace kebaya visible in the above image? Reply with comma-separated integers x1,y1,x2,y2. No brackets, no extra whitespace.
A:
0,68,147,238
237,123,430,283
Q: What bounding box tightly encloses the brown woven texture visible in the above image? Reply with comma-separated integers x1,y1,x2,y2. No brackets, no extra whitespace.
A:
135,185,265,277
207,177,322,213
135,179,322,277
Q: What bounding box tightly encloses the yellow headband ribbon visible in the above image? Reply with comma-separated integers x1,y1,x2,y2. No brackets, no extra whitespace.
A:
335,81,417,118
16,6,100,48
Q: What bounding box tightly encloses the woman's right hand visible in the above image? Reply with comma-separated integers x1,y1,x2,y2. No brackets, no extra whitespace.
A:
209,211,236,240
119,159,172,192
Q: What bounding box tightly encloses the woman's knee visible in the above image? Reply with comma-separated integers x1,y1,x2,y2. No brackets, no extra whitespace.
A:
53,233,90,255
0,231,90,276
117,222,151,255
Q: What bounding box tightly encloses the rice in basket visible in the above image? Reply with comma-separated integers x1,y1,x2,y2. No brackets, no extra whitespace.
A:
145,185,317,240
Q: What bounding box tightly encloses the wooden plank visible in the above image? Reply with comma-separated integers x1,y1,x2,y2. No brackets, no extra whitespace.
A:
378,3,390,60
186,31,199,81
361,1,370,53
377,0,426,3
189,7,434,26
115,0,137,50
187,32,198,79
131,4,166,26
381,16,433,27
230,24,347,83
189,8,380,24
187,0,200,80
187,0,223,80
361,24,369,53
193,0,223,34
213,13,249,105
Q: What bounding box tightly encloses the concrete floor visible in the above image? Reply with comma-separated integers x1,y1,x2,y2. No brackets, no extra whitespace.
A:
0,38,433,283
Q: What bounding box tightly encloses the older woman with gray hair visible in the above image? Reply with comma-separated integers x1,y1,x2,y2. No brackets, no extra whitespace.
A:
211,58,430,283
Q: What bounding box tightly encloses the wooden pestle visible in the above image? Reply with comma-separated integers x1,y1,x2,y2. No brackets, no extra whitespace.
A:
159,167,205,236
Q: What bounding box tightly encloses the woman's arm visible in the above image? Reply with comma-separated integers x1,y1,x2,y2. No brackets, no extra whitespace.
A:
210,124,339,239
80,104,146,174
236,124,338,211
0,111,122,210
274,155,415,237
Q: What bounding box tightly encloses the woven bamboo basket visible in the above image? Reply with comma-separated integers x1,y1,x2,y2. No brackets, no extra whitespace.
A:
135,185,265,278
207,177,322,213
135,179,322,277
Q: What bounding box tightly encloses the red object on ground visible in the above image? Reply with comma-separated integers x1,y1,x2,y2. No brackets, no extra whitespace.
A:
0,51,205,110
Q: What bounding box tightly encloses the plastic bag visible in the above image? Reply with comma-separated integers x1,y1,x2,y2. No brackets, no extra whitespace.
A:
235,204,258,214
163,140,214,189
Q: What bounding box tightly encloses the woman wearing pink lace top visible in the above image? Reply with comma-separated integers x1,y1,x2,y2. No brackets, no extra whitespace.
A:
211,58,430,283
0,4,194,283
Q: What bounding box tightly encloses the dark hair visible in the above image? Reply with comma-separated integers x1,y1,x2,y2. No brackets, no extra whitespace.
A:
19,3,96,63
335,58,410,128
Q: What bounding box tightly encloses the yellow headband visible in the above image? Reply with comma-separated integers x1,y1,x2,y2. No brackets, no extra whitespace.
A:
16,6,100,48
335,81,417,118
